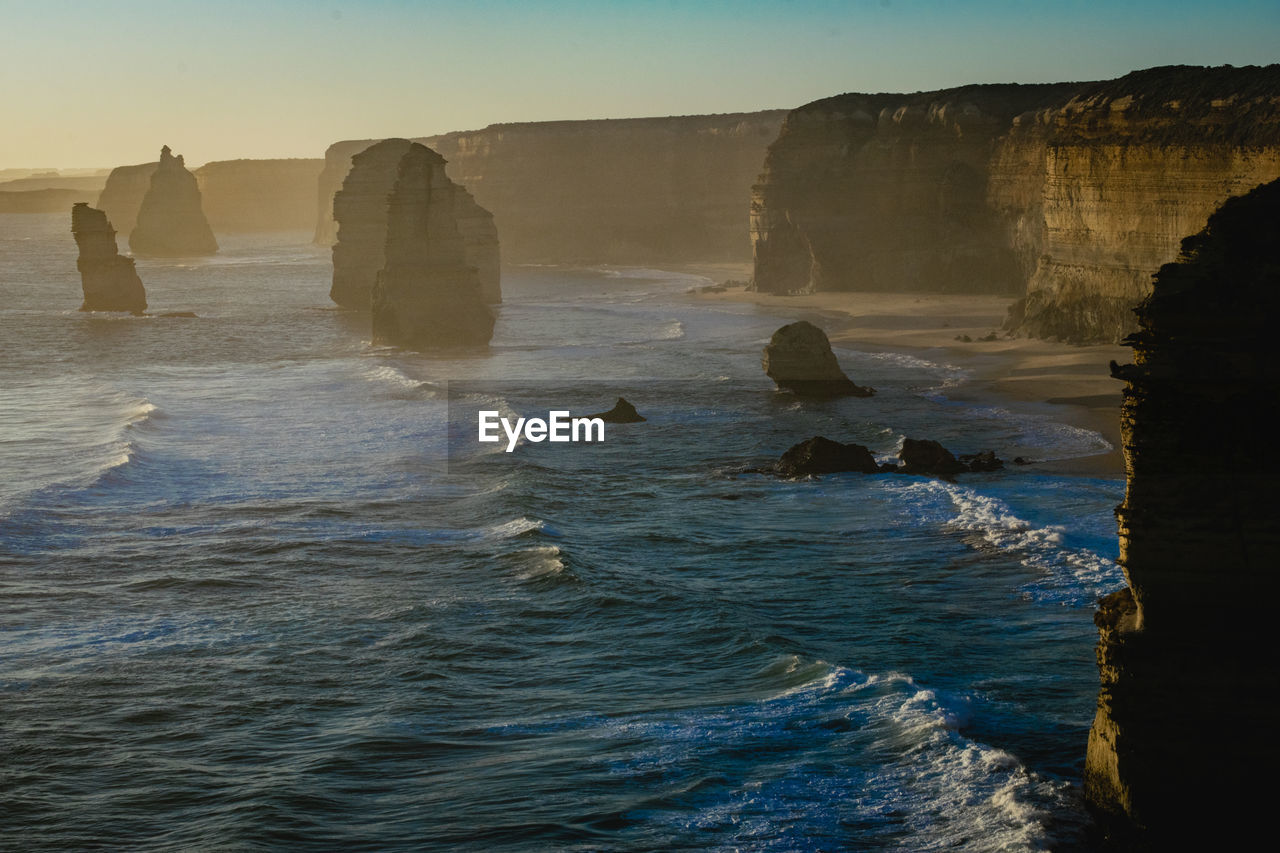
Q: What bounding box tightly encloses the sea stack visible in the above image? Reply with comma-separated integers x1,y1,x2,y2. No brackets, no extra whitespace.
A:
370,143,494,348
71,203,146,313
1085,179,1280,847
128,146,218,257
331,138,501,309
762,320,874,397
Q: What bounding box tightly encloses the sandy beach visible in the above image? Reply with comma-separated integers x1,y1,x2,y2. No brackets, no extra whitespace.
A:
689,281,1128,478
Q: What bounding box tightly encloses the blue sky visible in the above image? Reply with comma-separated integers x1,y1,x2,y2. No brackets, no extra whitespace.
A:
2,0,1278,167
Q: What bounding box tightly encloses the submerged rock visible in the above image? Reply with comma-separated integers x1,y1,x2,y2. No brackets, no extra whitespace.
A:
584,397,645,423
370,143,494,349
762,321,874,397
71,203,146,313
775,436,878,476
1084,177,1280,848
128,146,218,257
331,139,501,309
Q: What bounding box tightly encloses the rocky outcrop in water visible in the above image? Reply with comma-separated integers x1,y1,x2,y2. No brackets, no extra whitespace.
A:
71,203,146,313
331,139,501,308
315,111,788,264
584,398,645,423
1084,178,1280,848
96,161,158,235
775,436,878,476
751,66,1280,343
128,147,218,257
370,143,494,349
762,321,874,397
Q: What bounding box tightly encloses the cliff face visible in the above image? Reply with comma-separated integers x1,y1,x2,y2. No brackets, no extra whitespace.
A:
194,159,323,232
371,143,494,349
0,189,96,213
71,203,146,313
331,139,500,308
314,111,788,264
752,66,1280,342
1085,178,1280,846
129,147,218,257
97,161,158,236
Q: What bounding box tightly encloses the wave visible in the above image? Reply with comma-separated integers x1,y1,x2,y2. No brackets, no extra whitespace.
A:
482,516,560,541
897,480,1123,605
361,364,442,399
515,545,568,580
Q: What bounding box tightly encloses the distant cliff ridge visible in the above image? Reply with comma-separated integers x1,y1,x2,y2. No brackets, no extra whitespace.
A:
314,111,789,264
99,158,323,235
751,65,1280,343
1086,178,1280,847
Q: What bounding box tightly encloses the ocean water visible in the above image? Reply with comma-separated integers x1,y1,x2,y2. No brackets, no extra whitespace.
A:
0,213,1124,851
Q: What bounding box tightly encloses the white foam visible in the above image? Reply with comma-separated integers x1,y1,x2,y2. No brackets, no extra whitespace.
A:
516,545,567,579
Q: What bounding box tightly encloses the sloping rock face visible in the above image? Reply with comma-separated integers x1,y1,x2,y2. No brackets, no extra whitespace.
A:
331,140,501,308
194,159,323,232
1084,178,1280,847
71,203,146,313
96,161,158,236
370,143,494,348
129,146,218,257
762,320,874,397
751,65,1280,343
314,111,788,264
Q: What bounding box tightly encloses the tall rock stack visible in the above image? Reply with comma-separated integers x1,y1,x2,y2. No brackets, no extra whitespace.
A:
452,185,501,304
71,203,146,313
129,146,218,257
1085,179,1280,847
371,143,494,349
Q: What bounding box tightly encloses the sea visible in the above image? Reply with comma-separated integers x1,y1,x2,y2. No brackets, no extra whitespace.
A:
0,213,1125,851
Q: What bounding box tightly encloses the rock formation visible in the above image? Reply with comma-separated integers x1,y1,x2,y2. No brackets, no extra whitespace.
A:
96,161,158,235
332,139,501,308
750,65,1280,343
775,436,878,476
71,203,146,313
584,398,645,423
370,143,494,349
762,321,874,397
129,147,218,257
315,111,789,264
1084,178,1280,847
194,159,323,232
0,188,95,213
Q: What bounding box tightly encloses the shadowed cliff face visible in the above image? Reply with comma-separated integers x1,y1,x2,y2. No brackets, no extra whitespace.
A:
371,143,493,349
96,161,158,236
71,203,146,313
1085,178,1280,848
194,159,323,232
331,139,500,309
128,147,218,258
314,111,788,264
752,65,1280,343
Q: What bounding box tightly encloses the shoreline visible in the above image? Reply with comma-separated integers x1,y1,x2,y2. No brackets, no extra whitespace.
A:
685,280,1127,479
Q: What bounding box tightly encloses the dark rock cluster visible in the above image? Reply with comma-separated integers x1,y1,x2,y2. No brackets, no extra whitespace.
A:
771,435,1001,478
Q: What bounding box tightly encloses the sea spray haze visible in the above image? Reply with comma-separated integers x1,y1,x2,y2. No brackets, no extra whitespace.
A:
2,215,1122,849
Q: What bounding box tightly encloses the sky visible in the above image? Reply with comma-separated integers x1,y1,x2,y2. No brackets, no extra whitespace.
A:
2,0,1278,168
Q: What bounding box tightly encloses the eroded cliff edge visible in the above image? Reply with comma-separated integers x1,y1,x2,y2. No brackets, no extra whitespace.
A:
751,66,1280,342
1084,178,1280,847
315,111,788,264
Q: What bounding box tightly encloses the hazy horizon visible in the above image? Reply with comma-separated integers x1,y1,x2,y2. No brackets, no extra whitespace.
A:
3,0,1279,169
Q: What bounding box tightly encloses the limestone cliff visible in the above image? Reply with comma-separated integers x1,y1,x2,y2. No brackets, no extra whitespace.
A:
97,161,158,236
0,189,95,213
371,143,494,349
1085,179,1280,847
751,66,1280,343
314,111,788,264
331,139,500,308
129,147,218,257
194,159,323,232
71,203,146,313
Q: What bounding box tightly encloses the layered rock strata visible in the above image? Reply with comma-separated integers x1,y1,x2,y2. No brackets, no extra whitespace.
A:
129,146,218,257
332,139,501,308
762,320,874,397
370,143,494,348
751,65,1280,343
315,111,788,264
1085,179,1280,847
71,203,146,313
